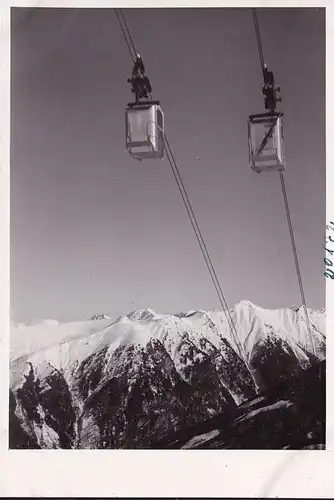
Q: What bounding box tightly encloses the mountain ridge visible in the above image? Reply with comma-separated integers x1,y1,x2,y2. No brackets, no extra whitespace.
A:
9,301,326,449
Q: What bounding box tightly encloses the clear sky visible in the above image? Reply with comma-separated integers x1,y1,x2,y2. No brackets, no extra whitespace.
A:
10,7,325,323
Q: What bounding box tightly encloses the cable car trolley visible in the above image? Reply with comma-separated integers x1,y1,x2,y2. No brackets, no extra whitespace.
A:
248,111,285,174
125,54,165,161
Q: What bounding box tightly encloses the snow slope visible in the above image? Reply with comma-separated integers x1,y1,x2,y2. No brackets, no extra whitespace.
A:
10,301,325,384
9,301,326,449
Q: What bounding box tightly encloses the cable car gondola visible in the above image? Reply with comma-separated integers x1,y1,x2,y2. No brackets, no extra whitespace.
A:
125,100,165,161
125,54,165,161
248,59,285,174
248,111,285,174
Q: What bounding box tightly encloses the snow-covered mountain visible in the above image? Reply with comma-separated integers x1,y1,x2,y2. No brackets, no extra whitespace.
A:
9,301,326,449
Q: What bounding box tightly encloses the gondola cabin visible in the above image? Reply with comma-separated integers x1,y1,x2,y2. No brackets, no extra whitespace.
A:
125,101,165,161
248,112,285,173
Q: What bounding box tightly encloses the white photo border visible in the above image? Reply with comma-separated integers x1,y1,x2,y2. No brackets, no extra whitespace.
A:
1,1,333,497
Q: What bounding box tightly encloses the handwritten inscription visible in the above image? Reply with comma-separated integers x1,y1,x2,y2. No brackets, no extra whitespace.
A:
324,221,334,279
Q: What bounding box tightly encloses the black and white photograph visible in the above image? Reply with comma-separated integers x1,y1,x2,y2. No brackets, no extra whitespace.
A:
9,6,326,452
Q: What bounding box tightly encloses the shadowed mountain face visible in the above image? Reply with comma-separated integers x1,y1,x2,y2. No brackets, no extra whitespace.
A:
9,302,326,449
150,360,325,450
